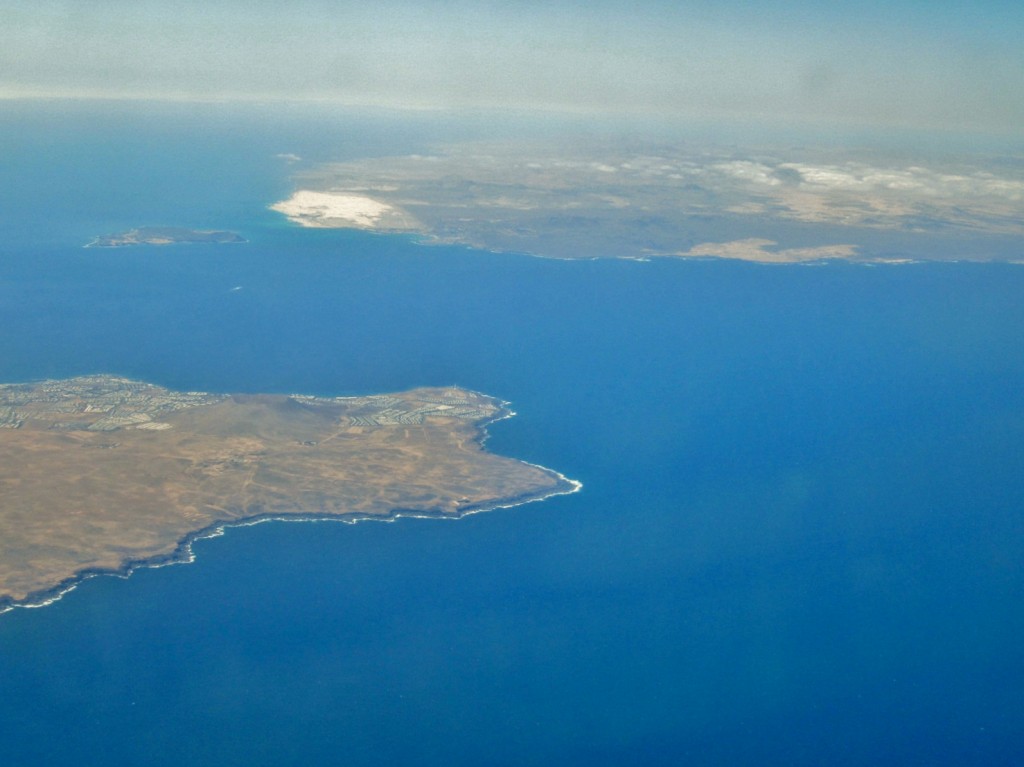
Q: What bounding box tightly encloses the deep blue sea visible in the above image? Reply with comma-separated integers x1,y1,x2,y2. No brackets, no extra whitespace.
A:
1,103,1023,766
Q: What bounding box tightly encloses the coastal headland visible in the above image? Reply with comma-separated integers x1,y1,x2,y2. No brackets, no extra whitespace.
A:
0,375,577,611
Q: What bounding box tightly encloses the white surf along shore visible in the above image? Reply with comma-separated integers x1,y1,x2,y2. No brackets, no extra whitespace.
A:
0,473,583,617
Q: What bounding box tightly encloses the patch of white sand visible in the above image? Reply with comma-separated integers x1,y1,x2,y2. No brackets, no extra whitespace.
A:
678,238,858,263
270,190,396,228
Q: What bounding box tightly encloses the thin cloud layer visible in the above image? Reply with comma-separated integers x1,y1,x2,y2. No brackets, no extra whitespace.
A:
2,1,1023,133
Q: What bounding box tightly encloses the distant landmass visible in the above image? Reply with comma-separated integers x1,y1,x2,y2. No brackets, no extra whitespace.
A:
0,375,577,611
271,139,1024,263
87,226,246,248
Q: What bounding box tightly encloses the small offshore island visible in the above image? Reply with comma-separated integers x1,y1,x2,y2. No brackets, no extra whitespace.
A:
0,375,578,611
87,226,246,248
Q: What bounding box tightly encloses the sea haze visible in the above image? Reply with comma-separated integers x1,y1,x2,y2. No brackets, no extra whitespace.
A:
0,103,1022,766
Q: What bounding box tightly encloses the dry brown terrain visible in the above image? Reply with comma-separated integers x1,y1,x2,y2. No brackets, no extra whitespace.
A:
273,140,1024,262
0,376,574,608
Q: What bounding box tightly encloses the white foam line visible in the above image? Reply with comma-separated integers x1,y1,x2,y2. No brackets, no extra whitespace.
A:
0,472,582,617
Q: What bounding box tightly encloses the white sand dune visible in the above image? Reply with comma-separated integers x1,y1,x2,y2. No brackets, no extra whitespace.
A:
270,190,398,228
678,238,858,263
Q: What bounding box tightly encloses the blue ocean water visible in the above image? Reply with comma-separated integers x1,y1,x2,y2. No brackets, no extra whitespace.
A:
1,103,1023,766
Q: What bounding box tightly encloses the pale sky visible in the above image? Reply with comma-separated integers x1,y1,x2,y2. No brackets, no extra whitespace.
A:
2,0,1023,134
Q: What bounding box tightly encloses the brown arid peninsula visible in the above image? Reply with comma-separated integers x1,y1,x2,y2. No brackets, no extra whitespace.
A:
0,375,578,611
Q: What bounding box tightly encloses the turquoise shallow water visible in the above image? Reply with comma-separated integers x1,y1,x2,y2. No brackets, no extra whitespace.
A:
0,104,1023,766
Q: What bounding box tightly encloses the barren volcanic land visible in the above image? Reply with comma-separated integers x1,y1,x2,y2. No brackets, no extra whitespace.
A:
0,376,574,609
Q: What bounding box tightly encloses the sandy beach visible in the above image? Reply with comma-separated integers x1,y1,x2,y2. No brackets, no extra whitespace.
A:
270,190,406,228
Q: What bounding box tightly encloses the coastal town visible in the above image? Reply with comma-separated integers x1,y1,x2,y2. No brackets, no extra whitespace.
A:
0,375,497,433
0,375,224,432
